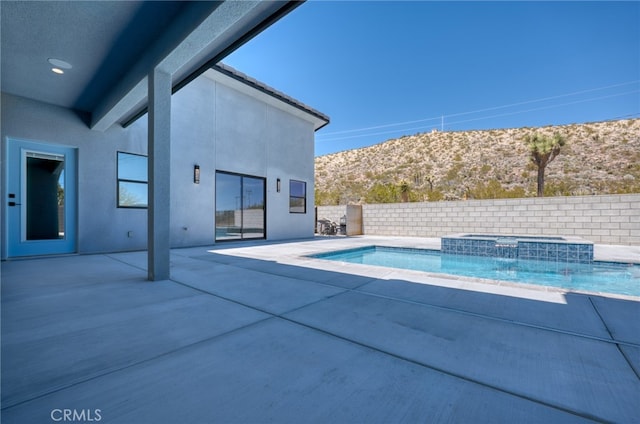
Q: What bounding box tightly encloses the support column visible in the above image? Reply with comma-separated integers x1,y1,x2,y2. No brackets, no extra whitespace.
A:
147,68,171,281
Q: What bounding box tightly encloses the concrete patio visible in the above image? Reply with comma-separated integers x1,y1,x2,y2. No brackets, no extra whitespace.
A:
2,236,639,423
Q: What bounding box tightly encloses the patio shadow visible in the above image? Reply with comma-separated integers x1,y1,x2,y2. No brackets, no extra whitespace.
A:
2,249,639,423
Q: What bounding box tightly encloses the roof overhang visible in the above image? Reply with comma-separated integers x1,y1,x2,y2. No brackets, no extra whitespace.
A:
203,64,329,131
1,1,303,131
92,1,302,131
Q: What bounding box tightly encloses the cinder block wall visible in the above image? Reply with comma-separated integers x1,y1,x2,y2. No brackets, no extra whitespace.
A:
317,194,640,245
316,205,347,224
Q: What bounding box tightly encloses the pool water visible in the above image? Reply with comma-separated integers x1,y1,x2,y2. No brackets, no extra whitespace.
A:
312,246,640,297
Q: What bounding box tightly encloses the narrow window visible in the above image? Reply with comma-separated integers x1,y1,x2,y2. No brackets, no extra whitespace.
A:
117,152,148,208
289,180,306,214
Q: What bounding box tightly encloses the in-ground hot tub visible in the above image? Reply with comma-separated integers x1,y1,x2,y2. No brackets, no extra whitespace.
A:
441,234,594,263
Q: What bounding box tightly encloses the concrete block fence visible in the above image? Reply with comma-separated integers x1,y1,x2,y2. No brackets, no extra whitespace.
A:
316,194,640,245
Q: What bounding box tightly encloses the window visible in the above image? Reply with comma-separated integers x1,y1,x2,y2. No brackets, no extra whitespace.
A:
215,171,265,241
289,180,306,213
117,152,147,208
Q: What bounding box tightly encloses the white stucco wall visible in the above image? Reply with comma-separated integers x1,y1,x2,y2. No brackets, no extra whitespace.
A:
169,76,216,247
1,70,320,257
172,72,317,245
264,104,316,240
1,93,149,257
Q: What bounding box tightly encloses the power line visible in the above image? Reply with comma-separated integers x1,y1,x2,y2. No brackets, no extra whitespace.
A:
444,81,639,120
316,80,640,139
317,89,640,142
445,90,640,127
603,112,640,120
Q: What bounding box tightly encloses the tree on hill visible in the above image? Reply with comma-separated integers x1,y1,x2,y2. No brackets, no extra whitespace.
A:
399,180,410,202
523,133,566,197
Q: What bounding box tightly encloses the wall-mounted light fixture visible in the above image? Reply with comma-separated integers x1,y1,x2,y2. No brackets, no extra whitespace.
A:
194,165,200,184
276,178,281,193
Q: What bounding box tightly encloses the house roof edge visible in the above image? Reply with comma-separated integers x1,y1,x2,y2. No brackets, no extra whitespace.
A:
212,62,330,130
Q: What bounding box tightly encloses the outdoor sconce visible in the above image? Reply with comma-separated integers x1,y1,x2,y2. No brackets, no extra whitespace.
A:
276,178,281,193
194,165,200,184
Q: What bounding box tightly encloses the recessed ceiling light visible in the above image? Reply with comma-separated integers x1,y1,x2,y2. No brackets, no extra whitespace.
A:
48,58,72,69
51,68,64,74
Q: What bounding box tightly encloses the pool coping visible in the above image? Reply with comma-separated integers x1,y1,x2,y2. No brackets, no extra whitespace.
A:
444,233,593,244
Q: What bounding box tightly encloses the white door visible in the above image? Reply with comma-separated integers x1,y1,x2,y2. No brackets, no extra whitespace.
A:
6,139,77,257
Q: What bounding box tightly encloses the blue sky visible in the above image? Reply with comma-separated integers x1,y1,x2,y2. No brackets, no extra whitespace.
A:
225,1,640,156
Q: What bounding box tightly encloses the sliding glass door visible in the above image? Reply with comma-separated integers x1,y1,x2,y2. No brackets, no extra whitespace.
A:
240,176,265,239
215,171,265,241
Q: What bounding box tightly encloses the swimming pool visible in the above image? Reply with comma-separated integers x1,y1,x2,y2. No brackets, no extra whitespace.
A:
311,246,640,297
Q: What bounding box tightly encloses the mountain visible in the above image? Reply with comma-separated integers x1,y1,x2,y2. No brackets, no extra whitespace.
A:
314,118,640,205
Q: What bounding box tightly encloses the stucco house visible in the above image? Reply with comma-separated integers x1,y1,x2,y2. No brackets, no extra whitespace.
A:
2,63,328,258
1,1,327,279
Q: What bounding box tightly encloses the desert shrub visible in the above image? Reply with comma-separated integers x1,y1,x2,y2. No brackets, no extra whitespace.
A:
427,189,445,201
471,179,526,199
543,179,576,197
365,182,400,203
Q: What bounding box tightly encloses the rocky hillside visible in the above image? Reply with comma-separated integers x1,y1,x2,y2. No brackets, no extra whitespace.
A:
315,118,640,205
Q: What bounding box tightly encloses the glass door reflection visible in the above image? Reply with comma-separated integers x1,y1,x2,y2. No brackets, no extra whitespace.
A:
215,172,243,241
241,176,265,239
25,151,65,240
215,172,265,241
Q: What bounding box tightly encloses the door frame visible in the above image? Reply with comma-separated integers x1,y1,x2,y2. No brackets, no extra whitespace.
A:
5,138,78,257
214,170,266,242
